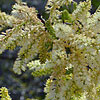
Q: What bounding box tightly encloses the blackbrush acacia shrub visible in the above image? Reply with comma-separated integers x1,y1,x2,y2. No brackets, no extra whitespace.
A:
0,0,100,99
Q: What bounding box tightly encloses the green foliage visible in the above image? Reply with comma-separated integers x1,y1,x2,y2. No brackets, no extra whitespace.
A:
61,9,72,23
92,0,100,8
45,20,56,39
0,0,100,100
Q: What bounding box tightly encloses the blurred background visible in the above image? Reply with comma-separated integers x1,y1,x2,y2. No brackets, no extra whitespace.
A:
0,0,100,100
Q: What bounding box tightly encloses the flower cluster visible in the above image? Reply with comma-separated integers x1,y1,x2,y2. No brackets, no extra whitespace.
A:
0,87,12,100
0,0,100,99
